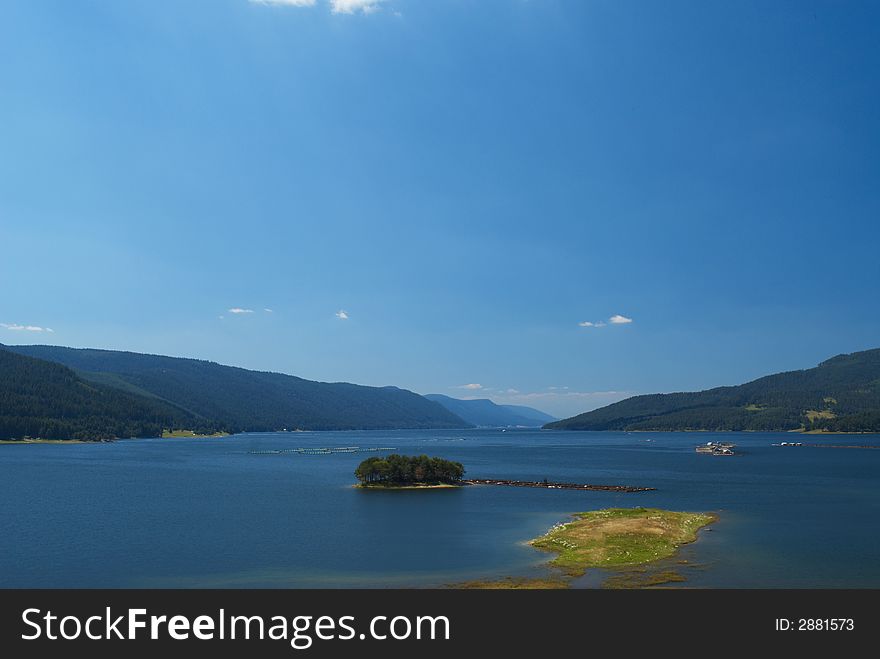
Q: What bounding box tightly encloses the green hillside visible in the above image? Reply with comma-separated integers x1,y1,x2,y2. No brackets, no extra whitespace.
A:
5,345,470,433
545,348,880,432
0,348,215,440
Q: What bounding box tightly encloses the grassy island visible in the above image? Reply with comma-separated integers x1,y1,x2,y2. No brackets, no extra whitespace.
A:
530,507,716,576
457,507,716,589
355,454,464,488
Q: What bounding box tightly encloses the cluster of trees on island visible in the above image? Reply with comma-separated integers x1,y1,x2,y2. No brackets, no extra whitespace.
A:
355,454,465,486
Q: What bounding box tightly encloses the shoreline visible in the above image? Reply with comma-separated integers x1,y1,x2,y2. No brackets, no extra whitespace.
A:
4,428,880,444
5,428,877,447
553,428,880,435
355,483,462,490
161,430,231,439
0,438,88,445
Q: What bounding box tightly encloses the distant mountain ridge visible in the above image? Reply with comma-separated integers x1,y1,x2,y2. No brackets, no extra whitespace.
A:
425,394,556,427
546,348,880,432
1,344,470,439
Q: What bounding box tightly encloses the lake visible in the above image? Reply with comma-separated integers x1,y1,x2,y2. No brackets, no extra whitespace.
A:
1,430,878,588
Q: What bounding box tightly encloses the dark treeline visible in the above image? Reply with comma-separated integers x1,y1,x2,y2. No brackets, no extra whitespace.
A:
817,411,880,433
355,454,465,485
0,348,220,441
547,348,880,432
4,344,470,432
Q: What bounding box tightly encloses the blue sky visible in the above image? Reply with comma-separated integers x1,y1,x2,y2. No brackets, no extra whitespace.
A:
1,0,878,417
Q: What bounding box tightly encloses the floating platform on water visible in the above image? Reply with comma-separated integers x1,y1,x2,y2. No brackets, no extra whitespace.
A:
462,479,654,493
695,441,736,456
249,446,397,455
776,442,880,450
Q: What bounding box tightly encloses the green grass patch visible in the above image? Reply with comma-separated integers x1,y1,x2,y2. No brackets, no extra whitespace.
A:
805,410,836,422
529,507,716,577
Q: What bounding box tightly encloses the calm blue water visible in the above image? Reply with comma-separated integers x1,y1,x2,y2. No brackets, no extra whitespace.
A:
1,430,878,588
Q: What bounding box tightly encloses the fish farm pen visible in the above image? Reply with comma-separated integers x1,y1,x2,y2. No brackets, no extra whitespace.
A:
248,447,398,455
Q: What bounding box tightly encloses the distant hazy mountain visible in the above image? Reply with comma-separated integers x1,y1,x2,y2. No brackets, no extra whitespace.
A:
546,348,880,432
3,345,470,436
425,394,556,427
0,347,211,440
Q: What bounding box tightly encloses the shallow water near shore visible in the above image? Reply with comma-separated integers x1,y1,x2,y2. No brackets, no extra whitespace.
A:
1,429,878,588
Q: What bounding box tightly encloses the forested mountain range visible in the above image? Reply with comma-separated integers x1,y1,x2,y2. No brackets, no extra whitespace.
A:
1,344,469,440
546,348,880,432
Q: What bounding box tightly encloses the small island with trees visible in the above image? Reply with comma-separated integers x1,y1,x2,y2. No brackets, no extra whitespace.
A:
355,454,465,489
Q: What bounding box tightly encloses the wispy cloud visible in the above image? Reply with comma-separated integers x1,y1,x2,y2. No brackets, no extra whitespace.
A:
249,0,317,7
579,314,633,328
1,323,54,332
249,0,387,13
228,308,254,314
331,0,386,13
457,383,483,390
509,390,628,401
335,310,349,320
263,308,274,313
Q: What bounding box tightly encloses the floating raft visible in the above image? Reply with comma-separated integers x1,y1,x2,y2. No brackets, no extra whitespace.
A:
785,443,880,450
462,478,654,493
695,441,736,455
249,446,397,455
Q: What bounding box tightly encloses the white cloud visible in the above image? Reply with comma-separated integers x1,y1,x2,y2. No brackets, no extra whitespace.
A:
228,308,254,314
331,0,386,13
249,0,317,7
264,308,274,313
335,310,349,320
578,314,633,328
457,383,483,390
512,390,627,401
249,0,386,13
1,323,54,332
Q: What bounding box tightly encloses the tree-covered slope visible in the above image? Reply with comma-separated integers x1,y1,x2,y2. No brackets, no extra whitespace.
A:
545,348,880,432
0,347,215,440
6,345,470,432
